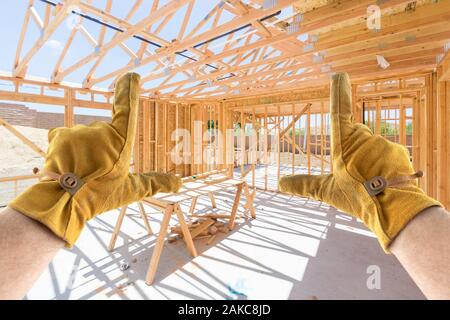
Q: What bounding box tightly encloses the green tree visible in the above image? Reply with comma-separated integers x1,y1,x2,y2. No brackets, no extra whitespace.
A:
207,120,218,129
406,122,413,135
289,128,305,137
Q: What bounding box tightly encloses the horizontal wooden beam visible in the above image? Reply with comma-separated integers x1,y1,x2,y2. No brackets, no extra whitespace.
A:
0,90,111,110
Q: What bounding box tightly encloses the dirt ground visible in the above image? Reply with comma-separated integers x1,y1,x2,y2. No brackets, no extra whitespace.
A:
0,125,48,177
0,125,48,205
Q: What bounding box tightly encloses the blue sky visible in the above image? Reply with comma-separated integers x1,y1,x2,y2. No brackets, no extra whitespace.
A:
0,1,296,115
0,1,219,114
0,1,237,85
0,0,240,114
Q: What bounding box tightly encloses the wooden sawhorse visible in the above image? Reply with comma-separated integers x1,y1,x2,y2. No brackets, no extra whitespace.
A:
108,175,256,285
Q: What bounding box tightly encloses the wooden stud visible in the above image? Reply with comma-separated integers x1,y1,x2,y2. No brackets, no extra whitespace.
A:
175,102,179,175
320,100,325,174
412,95,419,170
252,105,256,187
375,100,382,135
291,104,295,175
155,101,159,171
307,104,311,174
164,102,168,173
264,105,268,191
240,104,245,176
64,88,74,128
276,105,281,190
400,94,406,145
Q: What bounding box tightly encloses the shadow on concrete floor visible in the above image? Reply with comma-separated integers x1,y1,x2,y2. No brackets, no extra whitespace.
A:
24,190,425,300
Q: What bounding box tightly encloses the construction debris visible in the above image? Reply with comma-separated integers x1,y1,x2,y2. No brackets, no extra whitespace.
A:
207,234,217,245
119,262,130,271
167,216,234,245
376,55,390,69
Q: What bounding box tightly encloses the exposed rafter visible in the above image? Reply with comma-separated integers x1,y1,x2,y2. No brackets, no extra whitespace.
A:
5,0,449,99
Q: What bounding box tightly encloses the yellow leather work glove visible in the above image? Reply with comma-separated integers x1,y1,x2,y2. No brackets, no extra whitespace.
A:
279,73,441,252
9,73,182,247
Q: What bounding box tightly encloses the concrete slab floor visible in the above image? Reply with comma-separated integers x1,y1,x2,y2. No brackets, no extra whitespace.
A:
25,190,425,300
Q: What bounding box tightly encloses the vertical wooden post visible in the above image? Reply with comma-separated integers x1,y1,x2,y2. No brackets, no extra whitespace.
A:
352,84,362,123
281,114,285,172
240,105,245,176
418,89,428,191
201,104,206,174
320,100,325,174
446,80,450,208
412,95,420,171
175,102,179,175
399,94,406,146
64,88,74,127
277,105,281,190
252,105,256,187
291,103,295,175
375,99,381,135
314,108,318,168
214,103,218,172
307,104,311,174
207,104,212,172
155,101,159,172
437,66,450,208
143,100,150,172
218,101,224,171
185,103,191,176
227,109,234,178
164,102,168,173
327,100,333,174
425,74,437,198
134,103,141,173
264,105,268,190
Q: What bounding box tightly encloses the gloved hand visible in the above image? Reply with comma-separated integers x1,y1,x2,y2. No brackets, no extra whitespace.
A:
9,73,182,247
279,73,441,252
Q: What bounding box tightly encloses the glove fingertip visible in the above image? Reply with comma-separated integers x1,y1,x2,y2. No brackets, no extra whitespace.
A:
173,176,183,193
279,175,297,194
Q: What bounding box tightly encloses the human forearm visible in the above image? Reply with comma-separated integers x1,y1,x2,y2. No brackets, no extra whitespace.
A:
279,72,449,300
390,206,450,300
0,73,181,300
0,206,64,300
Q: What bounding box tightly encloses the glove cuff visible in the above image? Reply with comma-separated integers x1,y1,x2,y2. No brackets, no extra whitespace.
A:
374,187,442,253
9,180,86,248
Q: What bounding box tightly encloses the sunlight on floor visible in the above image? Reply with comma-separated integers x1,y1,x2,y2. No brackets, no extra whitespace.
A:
24,190,425,300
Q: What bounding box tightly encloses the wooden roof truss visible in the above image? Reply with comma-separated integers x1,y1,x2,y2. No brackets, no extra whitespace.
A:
9,0,450,100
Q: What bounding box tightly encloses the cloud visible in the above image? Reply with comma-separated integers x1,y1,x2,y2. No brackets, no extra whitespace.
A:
45,39,63,52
